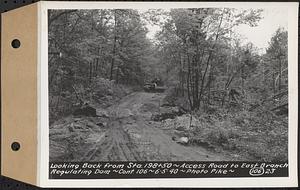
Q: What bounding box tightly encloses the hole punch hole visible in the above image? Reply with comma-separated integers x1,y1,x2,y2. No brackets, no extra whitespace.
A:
11,39,21,48
11,142,20,151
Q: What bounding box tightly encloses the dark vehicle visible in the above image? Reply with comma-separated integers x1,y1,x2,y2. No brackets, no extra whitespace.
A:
143,78,166,93
143,82,156,92
151,77,163,86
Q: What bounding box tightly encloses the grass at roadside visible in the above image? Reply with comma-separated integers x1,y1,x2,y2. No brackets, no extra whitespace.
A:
188,108,288,162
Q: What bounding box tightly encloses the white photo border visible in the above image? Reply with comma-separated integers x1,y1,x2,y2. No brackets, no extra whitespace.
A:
38,1,298,188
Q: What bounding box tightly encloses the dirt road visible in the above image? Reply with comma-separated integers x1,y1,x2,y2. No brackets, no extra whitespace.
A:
83,92,231,161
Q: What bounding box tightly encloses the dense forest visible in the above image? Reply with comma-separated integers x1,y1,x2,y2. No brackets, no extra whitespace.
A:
49,8,288,162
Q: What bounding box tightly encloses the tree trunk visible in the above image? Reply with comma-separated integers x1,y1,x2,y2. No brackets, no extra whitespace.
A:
278,57,282,91
272,72,276,94
89,61,93,83
116,67,119,84
197,10,224,110
110,10,118,81
95,58,99,77
179,52,185,97
186,52,193,110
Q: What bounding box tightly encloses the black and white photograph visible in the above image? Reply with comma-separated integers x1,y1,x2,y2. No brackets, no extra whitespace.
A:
0,1,297,188
41,2,299,187
48,5,290,165
48,6,290,163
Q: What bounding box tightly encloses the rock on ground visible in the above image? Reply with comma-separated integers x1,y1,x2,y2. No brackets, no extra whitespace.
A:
96,108,109,118
162,114,201,131
49,116,107,162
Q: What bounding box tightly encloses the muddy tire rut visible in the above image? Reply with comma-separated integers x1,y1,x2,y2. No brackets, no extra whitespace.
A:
80,92,232,162
86,117,143,161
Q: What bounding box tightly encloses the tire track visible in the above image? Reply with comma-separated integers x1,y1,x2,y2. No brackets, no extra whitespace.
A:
89,118,143,161
84,92,231,162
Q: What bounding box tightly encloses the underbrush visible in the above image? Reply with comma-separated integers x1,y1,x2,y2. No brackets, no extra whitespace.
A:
162,87,190,111
49,77,133,124
190,108,288,162
162,85,288,161
162,86,288,161
49,116,108,162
